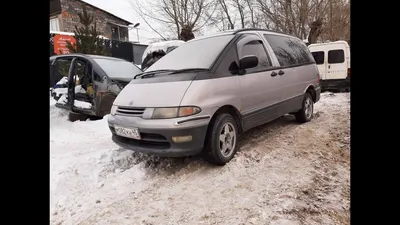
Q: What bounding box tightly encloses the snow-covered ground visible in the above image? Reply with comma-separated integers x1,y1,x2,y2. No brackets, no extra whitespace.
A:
50,92,350,225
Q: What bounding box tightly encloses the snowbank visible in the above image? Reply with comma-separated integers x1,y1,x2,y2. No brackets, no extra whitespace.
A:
141,40,185,62
50,96,147,224
74,100,92,109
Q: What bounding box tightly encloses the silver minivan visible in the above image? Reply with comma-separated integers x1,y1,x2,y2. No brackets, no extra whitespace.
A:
108,28,321,166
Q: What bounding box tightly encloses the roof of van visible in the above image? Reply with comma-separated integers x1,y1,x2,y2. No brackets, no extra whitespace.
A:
308,41,349,47
188,28,298,42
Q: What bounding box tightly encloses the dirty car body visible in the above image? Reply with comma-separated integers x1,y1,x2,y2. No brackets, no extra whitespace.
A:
50,54,142,117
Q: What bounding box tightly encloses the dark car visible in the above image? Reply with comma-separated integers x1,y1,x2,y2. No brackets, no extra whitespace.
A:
50,54,142,120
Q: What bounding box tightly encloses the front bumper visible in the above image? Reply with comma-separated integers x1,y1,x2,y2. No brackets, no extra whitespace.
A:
108,115,210,157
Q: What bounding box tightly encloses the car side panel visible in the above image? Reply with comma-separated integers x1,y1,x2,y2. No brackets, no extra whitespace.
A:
179,75,242,120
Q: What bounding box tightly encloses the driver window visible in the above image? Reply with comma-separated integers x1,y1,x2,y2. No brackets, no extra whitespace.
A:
239,40,272,73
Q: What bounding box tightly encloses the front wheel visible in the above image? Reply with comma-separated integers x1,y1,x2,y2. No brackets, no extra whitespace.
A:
203,113,239,166
295,93,314,123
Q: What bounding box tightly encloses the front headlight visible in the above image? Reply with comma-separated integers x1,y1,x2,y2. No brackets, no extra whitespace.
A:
110,105,117,116
151,106,201,119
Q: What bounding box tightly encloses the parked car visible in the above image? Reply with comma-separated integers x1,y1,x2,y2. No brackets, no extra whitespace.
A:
308,41,350,91
141,40,184,70
50,54,142,121
107,28,321,166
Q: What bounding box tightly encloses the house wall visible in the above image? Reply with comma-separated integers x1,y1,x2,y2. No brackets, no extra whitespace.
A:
58,0,130,41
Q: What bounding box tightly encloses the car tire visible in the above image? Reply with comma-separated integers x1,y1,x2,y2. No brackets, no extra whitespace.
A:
68,112,89,122
295,92,314,123
203,113,239,166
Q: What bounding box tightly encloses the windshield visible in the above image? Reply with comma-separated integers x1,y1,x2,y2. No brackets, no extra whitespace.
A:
93,58,142,79
146,34,234,72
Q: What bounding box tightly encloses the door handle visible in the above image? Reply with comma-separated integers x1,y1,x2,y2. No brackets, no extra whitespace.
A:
271,71,277,77
278,70,285,75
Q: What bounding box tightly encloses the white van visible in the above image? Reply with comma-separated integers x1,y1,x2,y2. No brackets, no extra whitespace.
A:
308,41,350,90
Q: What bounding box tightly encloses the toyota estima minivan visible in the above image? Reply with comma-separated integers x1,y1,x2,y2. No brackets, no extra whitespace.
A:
108,28,321,166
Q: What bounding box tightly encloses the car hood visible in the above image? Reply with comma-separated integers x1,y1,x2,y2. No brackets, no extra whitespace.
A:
113,74,196,107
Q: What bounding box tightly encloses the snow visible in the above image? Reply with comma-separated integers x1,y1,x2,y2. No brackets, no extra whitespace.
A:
53,88,67,98
74,85,86,94
141,40,185,62
53,85,87,101
74,100,92,109
57,94,68,104
56,77,68,86
50,92,350,225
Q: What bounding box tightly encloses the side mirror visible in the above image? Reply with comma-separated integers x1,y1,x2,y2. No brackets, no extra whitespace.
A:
239,55,258,70
228,61,239,75
102,76,108,82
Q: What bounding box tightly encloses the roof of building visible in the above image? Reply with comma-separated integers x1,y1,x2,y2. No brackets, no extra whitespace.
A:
78,0,133,25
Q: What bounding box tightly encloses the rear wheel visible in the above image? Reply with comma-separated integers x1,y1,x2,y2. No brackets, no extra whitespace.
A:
295,93,314,123
203,113,239,166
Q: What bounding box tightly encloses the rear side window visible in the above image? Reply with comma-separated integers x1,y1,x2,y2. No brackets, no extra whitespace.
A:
263,34,314,67
328,50,345,64
312,51,325,65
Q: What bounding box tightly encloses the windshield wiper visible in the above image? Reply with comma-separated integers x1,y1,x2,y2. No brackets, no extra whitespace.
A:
134,70,174,79
168,68,209,74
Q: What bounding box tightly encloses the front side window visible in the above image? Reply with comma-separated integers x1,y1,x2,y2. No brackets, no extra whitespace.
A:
238,40,272,73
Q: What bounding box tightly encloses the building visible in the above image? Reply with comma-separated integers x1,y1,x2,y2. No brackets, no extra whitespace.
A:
49,0,132,41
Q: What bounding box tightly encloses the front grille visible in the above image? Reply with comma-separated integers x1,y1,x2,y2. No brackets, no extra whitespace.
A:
116,106,145,117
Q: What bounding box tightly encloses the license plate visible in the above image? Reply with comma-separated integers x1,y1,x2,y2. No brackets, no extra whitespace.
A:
114,125,141,140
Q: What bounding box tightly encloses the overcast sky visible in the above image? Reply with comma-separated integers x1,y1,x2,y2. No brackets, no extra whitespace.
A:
82,0,162,44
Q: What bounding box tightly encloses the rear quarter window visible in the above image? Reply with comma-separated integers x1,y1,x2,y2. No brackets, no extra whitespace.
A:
311,51,325,65
263,34,314,67
328,49,345,64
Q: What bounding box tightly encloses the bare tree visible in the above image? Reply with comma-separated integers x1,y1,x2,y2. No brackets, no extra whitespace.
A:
244,0,260,28
218,0,235,29
130,0,216,41
131,0,349,44
231,0,246,28
255,0,349,43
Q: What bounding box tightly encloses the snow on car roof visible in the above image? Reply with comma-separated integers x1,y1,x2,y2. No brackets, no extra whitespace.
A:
142,40,185,62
